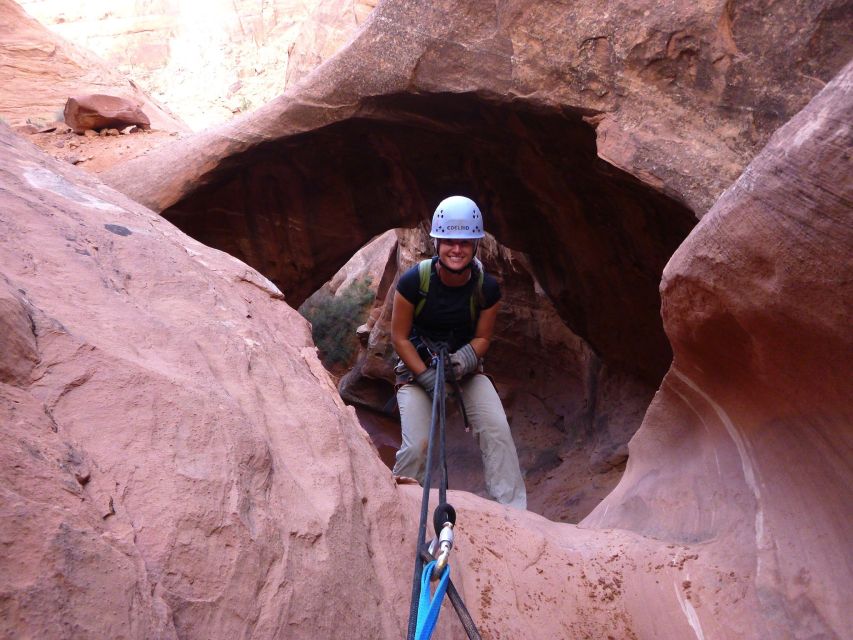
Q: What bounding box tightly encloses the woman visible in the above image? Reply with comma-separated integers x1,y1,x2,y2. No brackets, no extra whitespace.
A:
391,195,527,509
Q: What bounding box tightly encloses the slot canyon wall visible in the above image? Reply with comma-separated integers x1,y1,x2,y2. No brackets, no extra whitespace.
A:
100,0,851,389
584,59,852,638
98,0,850,533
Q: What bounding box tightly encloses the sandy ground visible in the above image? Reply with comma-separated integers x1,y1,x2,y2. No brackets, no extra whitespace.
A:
19,122,189,175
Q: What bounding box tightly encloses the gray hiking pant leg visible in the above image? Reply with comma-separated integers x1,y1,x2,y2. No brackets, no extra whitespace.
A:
392,382,433,484
462,374,527,510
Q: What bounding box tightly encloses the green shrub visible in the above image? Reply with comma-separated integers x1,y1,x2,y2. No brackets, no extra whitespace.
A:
299,277,375,368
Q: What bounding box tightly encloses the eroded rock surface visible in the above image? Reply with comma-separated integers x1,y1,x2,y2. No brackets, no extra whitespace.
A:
0,120,738,640
2,54,851,636
102,0,850,389
0,0,185,132
584,60,853,639
0,125,409,638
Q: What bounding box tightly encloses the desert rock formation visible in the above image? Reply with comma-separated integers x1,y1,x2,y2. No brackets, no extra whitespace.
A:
0,121,710,640
95,1,850,596
0,0,185,132
20,0,377,129
0,124,409,638
2,0,851,637
101,0,851,390
584,59,853,638
2,56,849,635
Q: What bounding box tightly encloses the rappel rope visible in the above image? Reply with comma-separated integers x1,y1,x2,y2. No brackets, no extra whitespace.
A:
405,344,481,640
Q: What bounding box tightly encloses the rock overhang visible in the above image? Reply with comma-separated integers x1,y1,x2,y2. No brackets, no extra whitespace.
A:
162,90,697,384
100,0,851,386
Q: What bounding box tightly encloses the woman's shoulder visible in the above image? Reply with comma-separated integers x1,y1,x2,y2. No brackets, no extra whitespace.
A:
479,269,501,306
396,260,428,303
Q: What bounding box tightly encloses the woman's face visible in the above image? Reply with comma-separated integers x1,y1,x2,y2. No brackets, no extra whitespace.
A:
438,238,475,271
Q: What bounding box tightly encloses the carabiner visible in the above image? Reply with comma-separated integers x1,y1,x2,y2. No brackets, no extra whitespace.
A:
431,521,454,580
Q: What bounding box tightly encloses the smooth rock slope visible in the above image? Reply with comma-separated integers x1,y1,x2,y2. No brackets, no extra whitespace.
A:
0,125,407,638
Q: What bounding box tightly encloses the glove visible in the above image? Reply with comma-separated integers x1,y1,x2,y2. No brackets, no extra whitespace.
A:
449,344,479,380
415,367,438,398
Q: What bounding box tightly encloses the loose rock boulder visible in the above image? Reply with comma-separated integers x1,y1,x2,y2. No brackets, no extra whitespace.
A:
0,0,186,132
64,94,151,134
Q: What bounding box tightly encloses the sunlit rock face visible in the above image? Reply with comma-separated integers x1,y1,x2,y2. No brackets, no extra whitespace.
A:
0,0,186,131
584,60,853,639
19,0,377,128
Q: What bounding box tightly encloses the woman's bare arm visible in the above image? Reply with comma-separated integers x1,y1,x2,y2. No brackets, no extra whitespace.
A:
470,301,499,358
391,291,427,375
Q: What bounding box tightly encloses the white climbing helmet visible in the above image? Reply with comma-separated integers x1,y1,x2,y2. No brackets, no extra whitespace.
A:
430,195,485,240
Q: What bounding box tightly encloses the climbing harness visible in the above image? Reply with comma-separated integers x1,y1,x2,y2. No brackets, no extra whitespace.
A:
405,345,482,640
418,337,473,434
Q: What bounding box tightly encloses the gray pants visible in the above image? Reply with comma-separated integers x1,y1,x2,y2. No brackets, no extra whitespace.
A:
393,374,527,510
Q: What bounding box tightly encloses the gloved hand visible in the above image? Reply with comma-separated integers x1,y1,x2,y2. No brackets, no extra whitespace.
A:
449,344,479,380
415,367,438,398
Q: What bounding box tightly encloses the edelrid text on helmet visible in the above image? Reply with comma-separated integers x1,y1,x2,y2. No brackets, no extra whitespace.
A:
430,196,485,240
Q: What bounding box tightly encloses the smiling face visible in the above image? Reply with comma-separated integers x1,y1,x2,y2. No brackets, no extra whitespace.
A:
437,238,476,271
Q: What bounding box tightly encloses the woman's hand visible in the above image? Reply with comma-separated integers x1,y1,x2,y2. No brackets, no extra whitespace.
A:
449,343,479,379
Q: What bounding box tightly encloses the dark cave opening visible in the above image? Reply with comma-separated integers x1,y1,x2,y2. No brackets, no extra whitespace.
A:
162,91,697,521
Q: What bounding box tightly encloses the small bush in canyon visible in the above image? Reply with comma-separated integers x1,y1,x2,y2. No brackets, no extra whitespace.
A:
299,277,375,369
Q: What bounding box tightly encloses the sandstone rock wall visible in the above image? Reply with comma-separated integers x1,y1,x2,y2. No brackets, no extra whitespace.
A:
2,58,851,639
0,119,754,640
19,0,377,129
3,1,850,637
0,124,408,638
100,0,850,390
103,0,851,212
584,59,853,639
0,0,186,131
